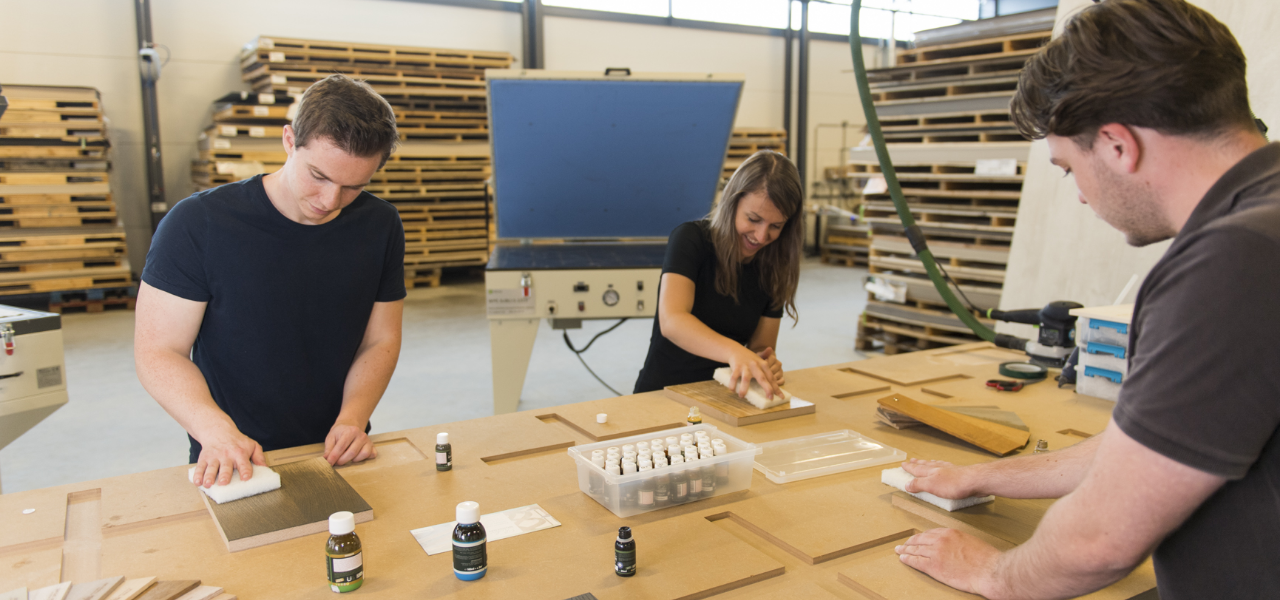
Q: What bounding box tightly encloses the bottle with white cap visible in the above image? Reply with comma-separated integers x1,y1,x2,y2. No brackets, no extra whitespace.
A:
452,502,487,581
436,433,452,472
327,511,364,592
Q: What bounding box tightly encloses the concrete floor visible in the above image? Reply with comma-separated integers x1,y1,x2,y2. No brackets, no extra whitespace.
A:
0,258,870,494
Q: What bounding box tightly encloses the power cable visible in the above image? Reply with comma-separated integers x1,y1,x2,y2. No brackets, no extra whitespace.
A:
563,318,630,396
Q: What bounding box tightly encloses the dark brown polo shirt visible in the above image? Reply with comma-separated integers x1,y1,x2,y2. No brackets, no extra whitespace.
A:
1115,142,1280,599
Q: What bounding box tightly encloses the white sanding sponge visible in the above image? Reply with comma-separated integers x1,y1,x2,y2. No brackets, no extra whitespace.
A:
881,467,994,512
713,367,792,409
188,464,281,504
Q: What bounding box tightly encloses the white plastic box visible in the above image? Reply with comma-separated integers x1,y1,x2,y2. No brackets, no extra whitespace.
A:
1070,305,1133,403
566,424,760,518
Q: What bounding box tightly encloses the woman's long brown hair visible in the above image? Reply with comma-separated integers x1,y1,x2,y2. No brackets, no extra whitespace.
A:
707,150,803,322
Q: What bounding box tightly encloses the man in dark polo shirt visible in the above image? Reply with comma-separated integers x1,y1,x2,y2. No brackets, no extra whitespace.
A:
888,1,1279,598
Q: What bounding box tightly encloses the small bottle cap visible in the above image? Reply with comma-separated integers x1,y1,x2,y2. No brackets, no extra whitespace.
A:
623,452,637,461
623,462,637,474
437,432,449,445
688,406,701,418
607,446,620,454
622,444,635,452
651,439,665,448
592,456,605,467
609,463,621,475
456,501,480,524
637,442,649,450
618,526,632,540
665,436,678,446
670,455,684,465
668,445,681,456
639,464,651,471
712,438,725,446
597,413,608,424
329,511,355,535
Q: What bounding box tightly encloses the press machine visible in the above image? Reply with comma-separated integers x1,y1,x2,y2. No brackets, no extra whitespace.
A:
484,69,744,414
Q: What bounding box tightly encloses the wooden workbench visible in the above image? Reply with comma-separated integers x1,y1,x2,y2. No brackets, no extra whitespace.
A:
0,344,1156,599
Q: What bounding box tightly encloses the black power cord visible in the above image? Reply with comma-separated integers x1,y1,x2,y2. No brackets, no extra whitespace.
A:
563,318,630,396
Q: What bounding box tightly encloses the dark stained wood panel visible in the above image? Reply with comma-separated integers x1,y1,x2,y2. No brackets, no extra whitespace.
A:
664,380,815,426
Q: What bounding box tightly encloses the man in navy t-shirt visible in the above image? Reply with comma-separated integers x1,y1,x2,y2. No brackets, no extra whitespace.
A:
136,74,407,489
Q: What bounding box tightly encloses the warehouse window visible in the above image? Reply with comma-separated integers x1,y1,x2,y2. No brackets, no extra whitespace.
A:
542,0,671,17
800,0,977,40
671,0,791,29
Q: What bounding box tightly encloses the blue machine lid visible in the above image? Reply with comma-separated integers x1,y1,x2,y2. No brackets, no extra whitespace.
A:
487,70,743,240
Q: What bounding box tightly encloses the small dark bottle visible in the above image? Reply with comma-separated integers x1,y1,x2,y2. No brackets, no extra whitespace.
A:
326,511,364,593
702,464,716,497
436,432,452,471
671,463,689,504
638,475,656,510
615,526,637,577
452,501,487,581
654,473,670,507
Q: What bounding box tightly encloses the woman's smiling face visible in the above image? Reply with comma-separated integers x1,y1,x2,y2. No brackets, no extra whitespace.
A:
734,190,787,260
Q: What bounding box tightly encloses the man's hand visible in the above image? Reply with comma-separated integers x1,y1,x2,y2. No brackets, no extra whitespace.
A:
902,458,984,499
727,345,781,399
324,422,377,466
193,427,265,488
757,347,785,386
896,528,1002,596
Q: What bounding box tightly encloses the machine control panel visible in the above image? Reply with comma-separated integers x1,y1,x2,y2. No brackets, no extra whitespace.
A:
486,269,661,320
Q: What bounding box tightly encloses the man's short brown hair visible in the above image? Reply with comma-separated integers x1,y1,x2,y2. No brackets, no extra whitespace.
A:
292,74,399,162
1010,0,1254,145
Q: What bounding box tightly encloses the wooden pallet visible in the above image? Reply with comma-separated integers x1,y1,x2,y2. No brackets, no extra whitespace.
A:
0,108,102,124
0,172,108,185
251,72,489,98
242,61,490,85
0,240,126,263
0,257,128,273
880,110,1012,131
821,246,869,267
240,36,515,72
48,294,136,314
857,307,989,355
0,85,101,111
0,122,106,140
880,131,1026,144
404,266,442,288
0,145,108,159
867,53,1032,86
0,265,132,296
212,103,292,123
245,65,489,93
896,31,1052,67
869,74,1019,103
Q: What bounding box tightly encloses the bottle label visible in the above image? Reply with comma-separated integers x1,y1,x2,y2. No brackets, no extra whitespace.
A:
437,452,449,464
327,551,364,593
675,481,687,497
616,547,637,576
639,490,654,506
453,538,487,578
691,478,703,494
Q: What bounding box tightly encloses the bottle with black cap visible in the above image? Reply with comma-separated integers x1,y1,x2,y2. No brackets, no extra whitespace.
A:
614,526,636,577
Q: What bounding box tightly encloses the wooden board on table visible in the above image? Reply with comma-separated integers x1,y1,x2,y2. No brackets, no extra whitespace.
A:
664,380,815,426
132,582,198,600
66,577,125,600
103,578,156,600
876,392,1028,456
199,457,372,552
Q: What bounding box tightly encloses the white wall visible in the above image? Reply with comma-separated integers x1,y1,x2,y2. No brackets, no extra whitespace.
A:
3,1,874,265
999,0,1280,327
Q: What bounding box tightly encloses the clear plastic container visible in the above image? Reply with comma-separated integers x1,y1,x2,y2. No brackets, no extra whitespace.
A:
1077,369,1122,401
1078,350,1127,377
1076,315,1131,347
753,430,906,484
567,424,760,518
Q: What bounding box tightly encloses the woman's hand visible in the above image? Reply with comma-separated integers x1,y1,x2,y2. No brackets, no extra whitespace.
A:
757,347,785,386
727,345,782,399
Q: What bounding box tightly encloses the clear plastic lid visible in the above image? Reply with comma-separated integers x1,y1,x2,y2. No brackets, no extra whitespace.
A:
753,430,906,484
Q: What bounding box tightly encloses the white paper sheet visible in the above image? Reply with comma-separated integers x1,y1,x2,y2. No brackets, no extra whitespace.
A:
410,503,560,555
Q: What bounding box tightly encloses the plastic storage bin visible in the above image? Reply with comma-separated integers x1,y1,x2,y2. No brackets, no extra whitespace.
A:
1071,304,1133,402
753,430,906,484
1076,368,1122,401
566,424,761,518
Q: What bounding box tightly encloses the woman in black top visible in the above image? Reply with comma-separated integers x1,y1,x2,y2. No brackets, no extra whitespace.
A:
634,150,803,397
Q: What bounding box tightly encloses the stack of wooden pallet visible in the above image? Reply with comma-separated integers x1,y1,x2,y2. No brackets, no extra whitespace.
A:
190,36,514,288
723,128,786,181
0,85,132,301
852,26,1050,354
815,164,871,267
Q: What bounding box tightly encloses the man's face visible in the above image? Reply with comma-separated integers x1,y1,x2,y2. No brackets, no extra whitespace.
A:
1046,133,1173,247
281,128,383,225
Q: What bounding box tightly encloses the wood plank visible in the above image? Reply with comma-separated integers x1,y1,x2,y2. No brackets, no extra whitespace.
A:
200,457,372,552
102,578,156,600
132,582,198,600
0,588,27,600
29,583,70,600
875,393,1028,456
663,380,815,427
66,577,124,600
170,587,220,600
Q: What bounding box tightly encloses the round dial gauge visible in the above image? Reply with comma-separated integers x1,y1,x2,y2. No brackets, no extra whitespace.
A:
602,289,620,307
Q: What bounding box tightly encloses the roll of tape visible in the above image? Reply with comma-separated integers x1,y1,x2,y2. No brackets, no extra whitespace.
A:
999,362,1049,379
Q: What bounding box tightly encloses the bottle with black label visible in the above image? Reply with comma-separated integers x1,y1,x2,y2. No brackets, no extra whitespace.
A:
436,432,452,471
452,501,487,581
615,526,636,577
326,511,364,593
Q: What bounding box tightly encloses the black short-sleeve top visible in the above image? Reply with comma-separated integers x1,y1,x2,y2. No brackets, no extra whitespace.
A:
634,220,783,392
1112,143,1280,599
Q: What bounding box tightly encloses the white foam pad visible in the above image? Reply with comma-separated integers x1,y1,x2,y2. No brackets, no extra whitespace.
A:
188,464,281,504
713,367,792,409
881,467,994,512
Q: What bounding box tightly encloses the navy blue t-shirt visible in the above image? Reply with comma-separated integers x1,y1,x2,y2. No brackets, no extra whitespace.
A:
634,220,783,392
141,176,406,460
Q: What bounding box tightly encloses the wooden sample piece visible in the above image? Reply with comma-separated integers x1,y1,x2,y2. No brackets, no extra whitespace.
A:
876,393,1029,455
0,589,27,600
171,587,220,600
29,582,70,600
103,579,156,600
132,582,198,600
199,457,372,552
66,577,125,600
664,380,815,426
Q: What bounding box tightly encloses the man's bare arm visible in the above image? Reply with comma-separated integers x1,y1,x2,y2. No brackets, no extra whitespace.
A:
134,281,264,487
323,299,403,466
904,432,1103,500
898,419,1226,599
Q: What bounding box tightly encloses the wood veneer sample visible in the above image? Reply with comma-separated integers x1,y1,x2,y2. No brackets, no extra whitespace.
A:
132,582,198,600
876,393,1028,456
664,380,815,426
199,457,372,552
171,587,220,600
0,588,27,600
103,578,156,600
29,582,70,600
66,577,125,600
